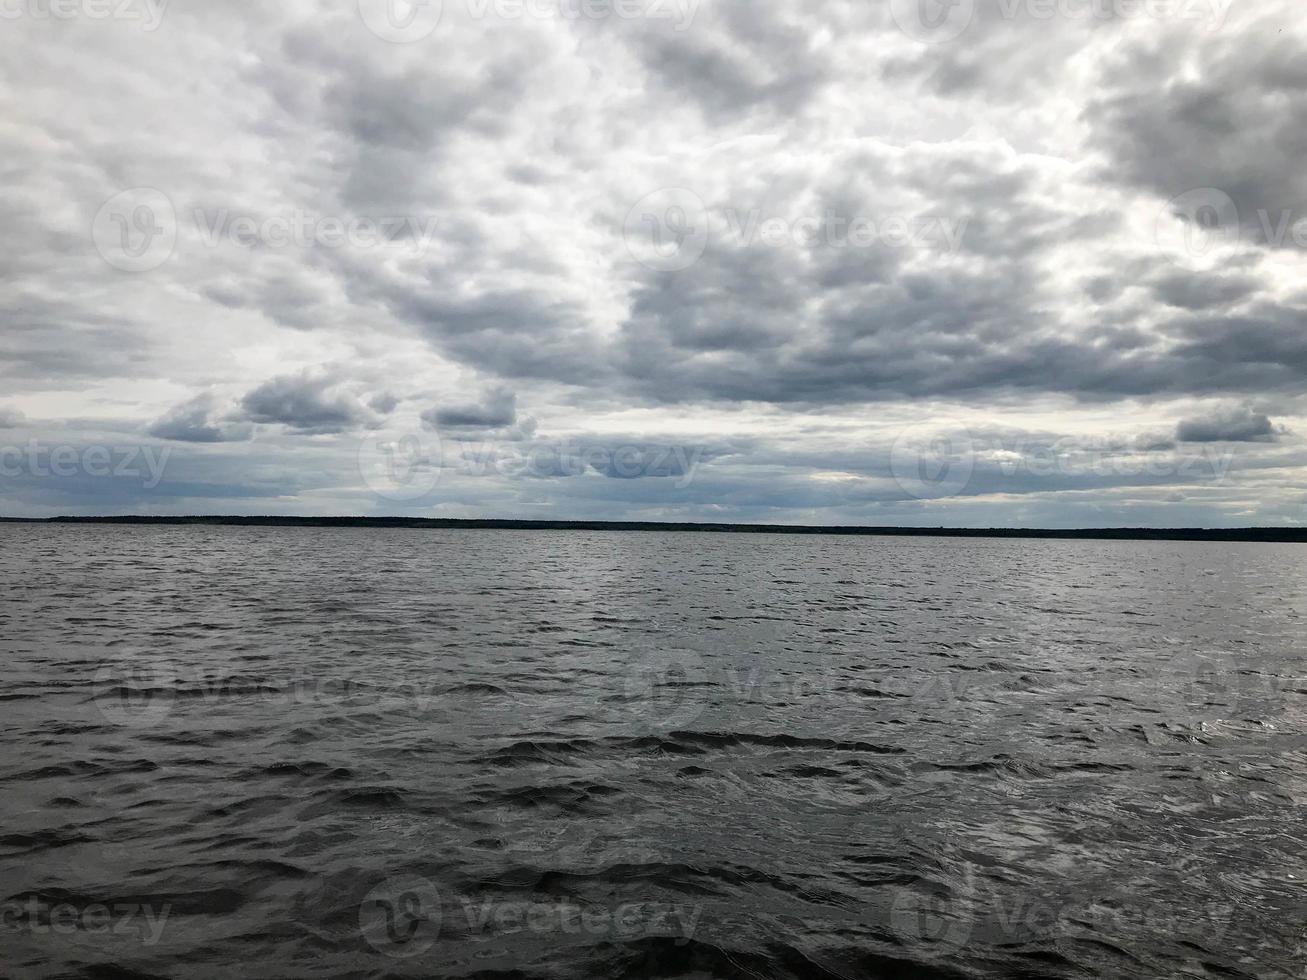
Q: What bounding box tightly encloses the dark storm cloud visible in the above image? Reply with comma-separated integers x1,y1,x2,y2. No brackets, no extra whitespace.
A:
624,1,831,121
2,0,1304,524
148,394,252,444
264,20,541,212
610,248,1092,405
240,372,377,434
1086,29,1307,247
423,387,517,430
1176,405,1281,444
1149,271,1260,311
383,287,601,385
878,0,1127,100
1164,307,1307,390
0,406,26,428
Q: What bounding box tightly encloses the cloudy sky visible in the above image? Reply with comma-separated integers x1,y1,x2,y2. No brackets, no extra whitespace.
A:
2,0,1305,526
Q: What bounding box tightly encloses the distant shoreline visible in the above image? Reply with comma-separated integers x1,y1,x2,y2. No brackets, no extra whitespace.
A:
2,515,1306,543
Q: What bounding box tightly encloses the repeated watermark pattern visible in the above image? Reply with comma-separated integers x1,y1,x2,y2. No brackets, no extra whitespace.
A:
357,432,709,501
0,0,168,30
0,440,171,489
1,897,172,945
1154,187,1242,272
453,440,706,485
357,0,444,42
618,647,713,730
192,209,439,253
890,425,1236,500
88,648,976,732
359,876,701,958
90,657,463,728
92,188,439,273
357,431,445,502
92,189,178,273
624,187,968,273
1156,187,1307,270
890,862,1235,961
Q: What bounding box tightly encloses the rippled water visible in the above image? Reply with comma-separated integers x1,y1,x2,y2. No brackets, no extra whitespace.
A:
2,525,1305,979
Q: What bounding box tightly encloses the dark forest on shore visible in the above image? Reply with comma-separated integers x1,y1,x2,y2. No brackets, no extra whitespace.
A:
6,516,1307,543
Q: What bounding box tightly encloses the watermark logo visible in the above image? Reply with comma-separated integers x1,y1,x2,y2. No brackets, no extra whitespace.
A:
360,876,442,958
890,0,976,43
91,654,176,728
0,0,170,30
92,188,176,273
1155,188,1241,271
624,188,710,273
358,0,443,42
619,647,712,731
357,430,444,501
889,865,977,958
890,425,976,500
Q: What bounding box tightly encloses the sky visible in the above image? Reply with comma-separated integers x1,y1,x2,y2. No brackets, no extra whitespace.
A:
2,0,1305,527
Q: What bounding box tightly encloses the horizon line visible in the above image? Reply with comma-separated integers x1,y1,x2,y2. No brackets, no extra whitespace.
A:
4,515,1307,543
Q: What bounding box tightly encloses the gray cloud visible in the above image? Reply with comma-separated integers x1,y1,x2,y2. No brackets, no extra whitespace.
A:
240,372,378,435
423,387,517,430
1149,271,1260,311
148,394,253,443
624,2,831,122
1087,28,1307,248
1177,406,1282,444
0,1,1304,525
368,391,400,415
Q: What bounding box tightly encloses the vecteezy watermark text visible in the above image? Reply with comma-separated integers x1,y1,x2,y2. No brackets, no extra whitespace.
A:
0,440,170,489
889,861,1233,960
453,439,706,487
1,897,171,945
890,426,1237,500
191,209,440,253
92,187,440,273
624,188,969,273
1156,187,1307,270
359,876,701,959
0,0,168,30
357,431,710,503
723,209,969,253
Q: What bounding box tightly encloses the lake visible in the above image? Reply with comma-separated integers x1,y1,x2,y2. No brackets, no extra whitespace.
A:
1,525,1303,978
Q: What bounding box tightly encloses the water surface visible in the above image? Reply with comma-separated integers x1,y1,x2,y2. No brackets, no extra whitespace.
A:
1,526,1304,978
